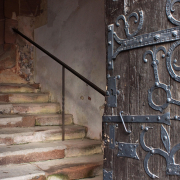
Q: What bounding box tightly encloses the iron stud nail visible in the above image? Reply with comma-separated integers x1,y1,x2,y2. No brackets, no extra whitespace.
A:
162,54,165,58
163,136,167,140
108,117,111,121
145,127,149,131
174,59,177,63
146,117,149,120
172,30,178,37
116,75,120,80
116,141,118,145
116,124,118,127
150,149,155,154
108,41,112,45
131,117,134,121
174,115,178,120
139,39,142,43
157,116,160,121
167,52,170,57
106,91,110,96
152,61,156,65
108,61,111,65
116,90,120,95
167,98,171,103
155,82,159,87
144,59,148,63
154,34,160,41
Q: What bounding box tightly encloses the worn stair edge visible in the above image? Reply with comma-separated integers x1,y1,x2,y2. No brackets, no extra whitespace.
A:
0,83,40,93
0,114,73,127
35,154,103,180
0,103,60,114
0,125,86,145
0,163,45,180
0,139,102,165
0,93,49,103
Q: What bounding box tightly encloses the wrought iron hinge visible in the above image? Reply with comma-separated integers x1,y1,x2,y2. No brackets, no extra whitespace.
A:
103,112,171,125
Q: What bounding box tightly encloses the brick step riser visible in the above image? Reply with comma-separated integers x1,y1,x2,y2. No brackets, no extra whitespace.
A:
0,104,60,114
0,94,49,103
0,115,73,127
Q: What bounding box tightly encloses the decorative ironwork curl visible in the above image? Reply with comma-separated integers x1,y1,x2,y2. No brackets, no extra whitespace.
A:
114,10,144,46
166,0,180,25
166,40,180,82
115,10,144,40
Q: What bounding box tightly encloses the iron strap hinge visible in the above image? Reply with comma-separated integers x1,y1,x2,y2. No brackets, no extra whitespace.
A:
103,112,170,125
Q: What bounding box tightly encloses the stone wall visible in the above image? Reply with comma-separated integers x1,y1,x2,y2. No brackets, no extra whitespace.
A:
34,0,106,139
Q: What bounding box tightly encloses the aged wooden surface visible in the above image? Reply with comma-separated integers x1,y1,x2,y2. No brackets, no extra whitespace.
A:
104,0,180,179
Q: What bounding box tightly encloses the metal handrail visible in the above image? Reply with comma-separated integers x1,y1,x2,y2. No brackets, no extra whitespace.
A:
12,28,106,141
12,28,106,96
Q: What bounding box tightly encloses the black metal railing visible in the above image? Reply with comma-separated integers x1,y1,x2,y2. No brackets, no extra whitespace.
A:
12,28,106,141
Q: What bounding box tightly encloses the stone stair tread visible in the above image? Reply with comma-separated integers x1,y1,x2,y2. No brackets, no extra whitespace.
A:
0,163,45,180
0,125,86,145
0,103,60,114
0,83,40,93
0,92,47,95
0,125,84,135
0,93,49,103
34,154,103,179
0,113,72,127
0,139,101,156
0,139,102,165
0,154,102,180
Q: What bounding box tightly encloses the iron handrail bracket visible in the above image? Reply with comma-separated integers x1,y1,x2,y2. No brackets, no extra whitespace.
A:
12,28,106,96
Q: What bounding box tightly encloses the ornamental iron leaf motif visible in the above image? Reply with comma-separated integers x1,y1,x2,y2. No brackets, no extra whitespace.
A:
140,126,180,178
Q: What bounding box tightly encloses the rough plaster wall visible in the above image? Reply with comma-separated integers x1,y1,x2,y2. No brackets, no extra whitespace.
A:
34,0,106,139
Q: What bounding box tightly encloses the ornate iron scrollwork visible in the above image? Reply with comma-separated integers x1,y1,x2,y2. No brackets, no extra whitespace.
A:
166,0,180,26
115,10,144,40
144,45,180,112
166,40,180,82
140,125,180,178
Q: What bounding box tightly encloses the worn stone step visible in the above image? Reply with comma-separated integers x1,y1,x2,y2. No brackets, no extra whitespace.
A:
0,125,86,145
0,154,102,180
0,114,73,127
0,139,102,165
0,103,60,114
0,93,49,103
0,163,45,180
0,83,40,93
35,154,103,180
35,114,73,126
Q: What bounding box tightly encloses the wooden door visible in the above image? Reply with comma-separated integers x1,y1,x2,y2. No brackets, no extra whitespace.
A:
103,0,180,179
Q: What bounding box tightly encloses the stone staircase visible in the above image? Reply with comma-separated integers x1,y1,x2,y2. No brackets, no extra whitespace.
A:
0,83,103,180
